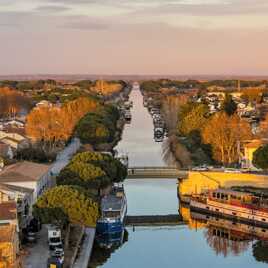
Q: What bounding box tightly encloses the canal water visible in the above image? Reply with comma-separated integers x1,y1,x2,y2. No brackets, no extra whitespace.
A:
89,88,268,268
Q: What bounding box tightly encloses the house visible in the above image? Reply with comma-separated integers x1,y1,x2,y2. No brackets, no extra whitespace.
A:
0,130,29,151
0,142,13,159
0,225,20,268
0,202,18,227
0,183,34,229
35,100,53,108
0,161,53,202
3,119,25,129
241,139,268,169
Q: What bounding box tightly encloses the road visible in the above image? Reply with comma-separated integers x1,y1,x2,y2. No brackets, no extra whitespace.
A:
23,225,50,268
50,138,81,176
73,228,96,268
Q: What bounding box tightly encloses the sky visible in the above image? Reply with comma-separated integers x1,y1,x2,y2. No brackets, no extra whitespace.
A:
0,0,268,76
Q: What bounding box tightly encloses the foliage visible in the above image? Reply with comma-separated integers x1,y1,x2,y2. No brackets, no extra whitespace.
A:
202,112,252,164
222,94,237,116
241,88,266,103
252,145,268,170
0,87,32,118
33,207,68,226
56,152,127,190
16,146,56,163
90,80,123,96
76,105,120,145
178,103,208,136
253,241,268,264
71,152,127,182
26,97,99,148
34,185,99,227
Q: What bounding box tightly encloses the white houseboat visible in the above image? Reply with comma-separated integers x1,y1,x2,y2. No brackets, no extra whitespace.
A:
190,188,268,227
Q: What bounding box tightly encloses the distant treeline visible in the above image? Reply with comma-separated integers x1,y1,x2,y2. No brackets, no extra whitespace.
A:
141,79,268,92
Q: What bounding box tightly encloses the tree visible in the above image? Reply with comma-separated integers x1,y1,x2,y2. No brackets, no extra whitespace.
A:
71,152,127,182
0,87,32,118
222,94,237,116
178,103,208,136
76,105,120,145
34,185,99,227
33,207,68,227
161,95,189,134
26,97,99,149
252,145,268,170
202,112,252,165
253,241,268,264
56,152,127,191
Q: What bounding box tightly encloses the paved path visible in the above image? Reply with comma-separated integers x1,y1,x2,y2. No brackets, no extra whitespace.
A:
50,138,81,176
73,228,96,268
23,226,49,268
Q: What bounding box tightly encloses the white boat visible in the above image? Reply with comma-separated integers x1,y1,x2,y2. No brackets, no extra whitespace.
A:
190,188,268,227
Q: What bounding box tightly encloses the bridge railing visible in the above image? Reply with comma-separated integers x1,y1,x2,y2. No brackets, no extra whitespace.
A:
127,166,187,177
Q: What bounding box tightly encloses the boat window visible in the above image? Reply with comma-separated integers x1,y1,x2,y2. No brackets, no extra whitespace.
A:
217,193,220,199
262,218,266,222
103,211,120,218
212,193,216,198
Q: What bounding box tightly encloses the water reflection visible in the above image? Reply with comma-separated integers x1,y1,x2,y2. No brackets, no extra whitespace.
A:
115,89,176,167
89,229,129,268
180,203,268,264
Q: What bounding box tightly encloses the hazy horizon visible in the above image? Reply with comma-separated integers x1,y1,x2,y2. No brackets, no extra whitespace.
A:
1,0,268,75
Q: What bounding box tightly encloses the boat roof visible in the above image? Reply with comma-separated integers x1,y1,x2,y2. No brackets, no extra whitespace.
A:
101,195,124,211
211,188,253,197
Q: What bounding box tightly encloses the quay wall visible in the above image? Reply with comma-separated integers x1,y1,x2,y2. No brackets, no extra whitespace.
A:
179,171,268,201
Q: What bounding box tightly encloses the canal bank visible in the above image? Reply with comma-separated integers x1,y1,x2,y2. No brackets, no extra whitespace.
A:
89,85,268,268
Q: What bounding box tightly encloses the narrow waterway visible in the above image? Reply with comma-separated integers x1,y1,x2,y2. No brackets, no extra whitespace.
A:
89,87,268,268
115,89,175,167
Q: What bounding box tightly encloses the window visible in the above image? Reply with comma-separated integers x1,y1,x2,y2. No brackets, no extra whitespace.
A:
232,212,237,216
103,211,120,218
262,218,266,222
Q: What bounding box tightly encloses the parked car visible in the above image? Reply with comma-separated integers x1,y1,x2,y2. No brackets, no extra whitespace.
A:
26,231,37,243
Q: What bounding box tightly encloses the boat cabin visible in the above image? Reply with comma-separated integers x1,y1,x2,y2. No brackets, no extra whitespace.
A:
208,189,255,204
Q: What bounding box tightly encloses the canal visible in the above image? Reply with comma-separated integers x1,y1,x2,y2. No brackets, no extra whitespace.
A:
89,88,268,268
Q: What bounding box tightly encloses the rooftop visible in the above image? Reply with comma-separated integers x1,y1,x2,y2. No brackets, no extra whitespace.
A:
0,183,34,194
0,161,51,183
0,202,17,221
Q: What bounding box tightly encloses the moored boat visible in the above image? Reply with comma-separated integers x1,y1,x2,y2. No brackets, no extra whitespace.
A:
97,185,127,234
190,188,268,227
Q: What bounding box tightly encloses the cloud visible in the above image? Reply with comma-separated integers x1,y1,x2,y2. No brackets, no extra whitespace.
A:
34,5,71,13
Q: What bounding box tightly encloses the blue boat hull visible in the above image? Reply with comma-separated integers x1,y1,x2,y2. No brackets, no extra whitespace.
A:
96,220,123,234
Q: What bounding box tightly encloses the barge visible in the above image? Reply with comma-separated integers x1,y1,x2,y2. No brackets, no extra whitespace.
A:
96,185,127,234
190,188,268,228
